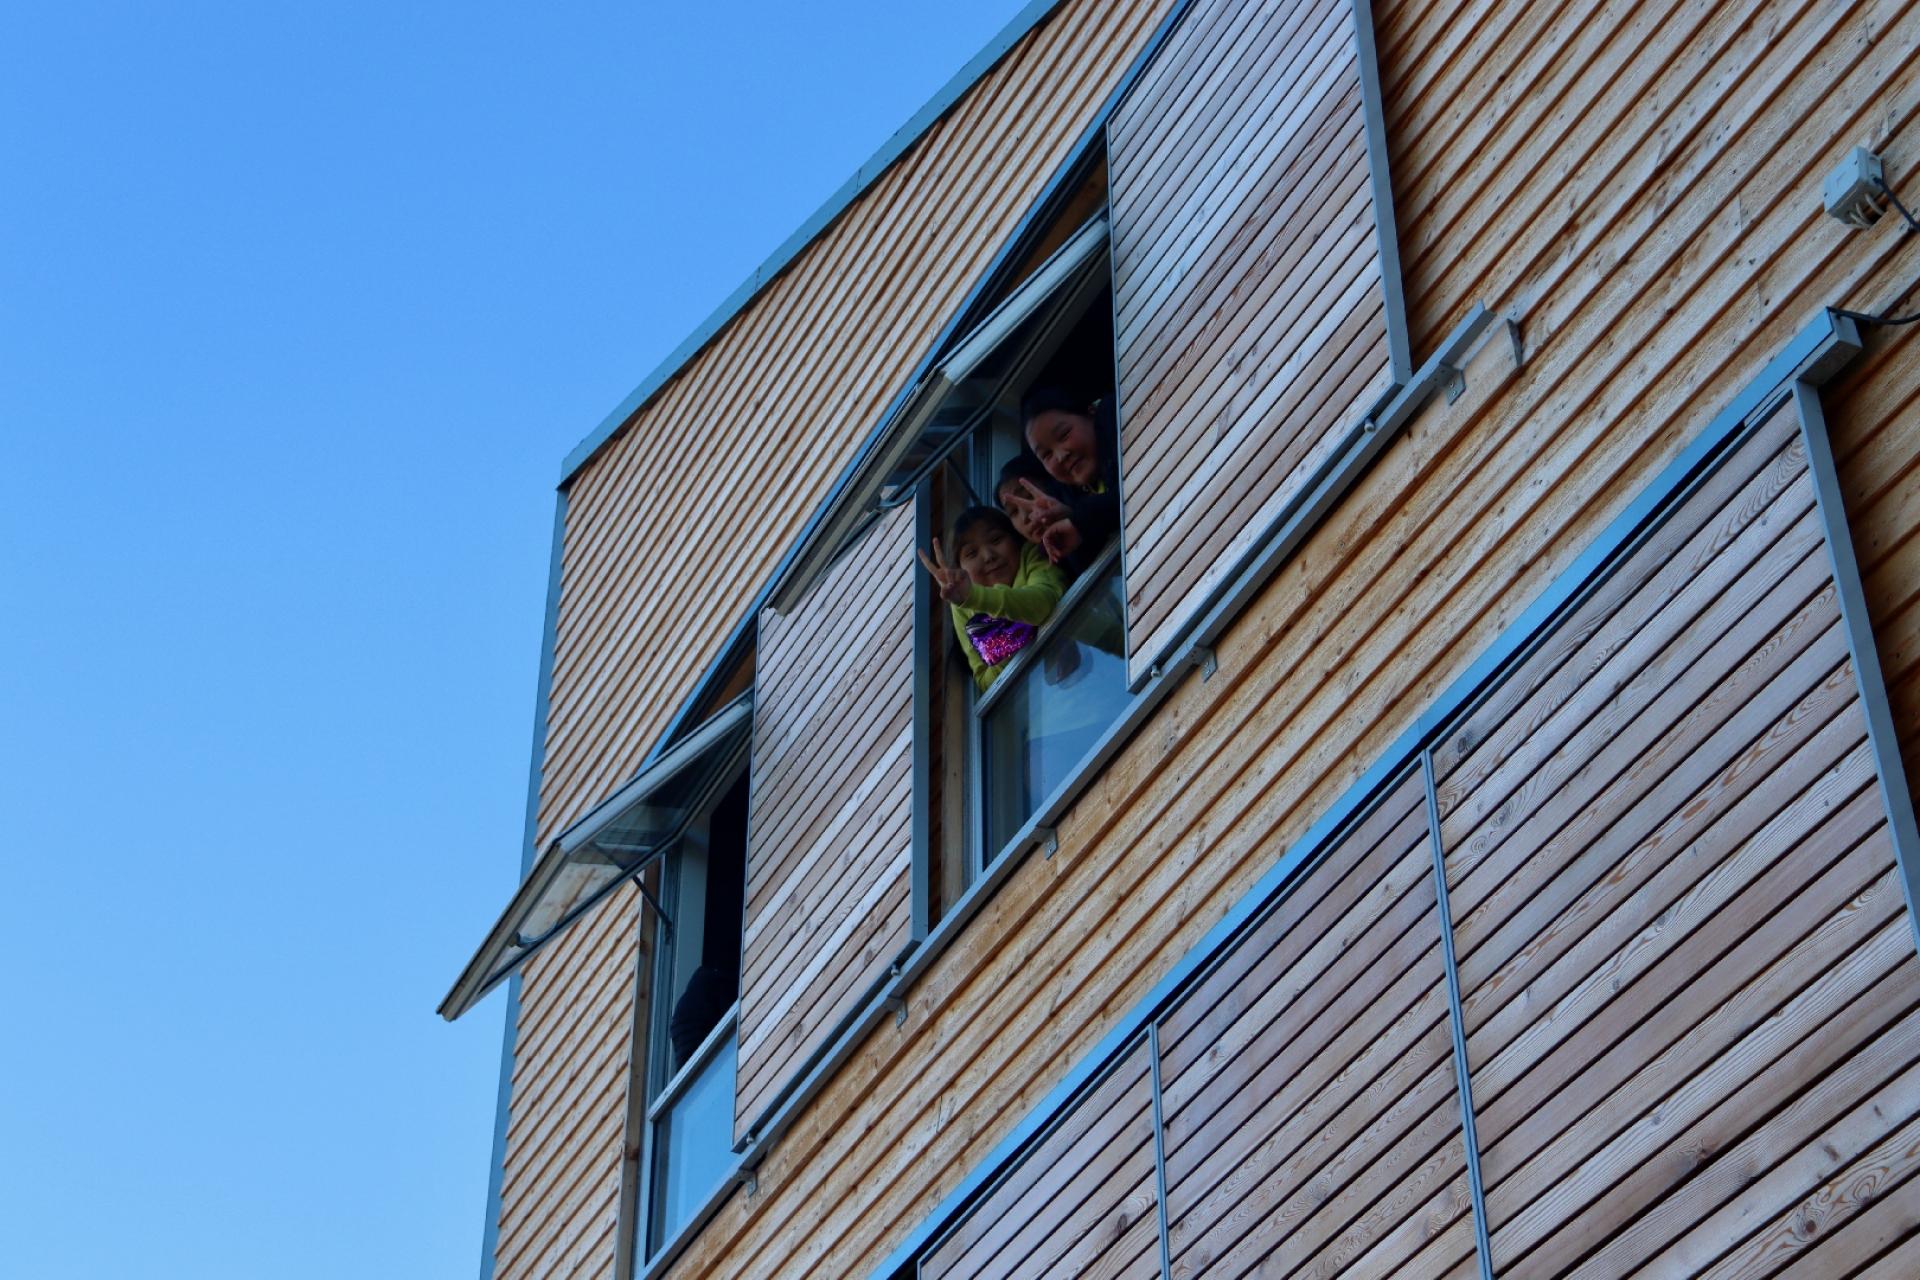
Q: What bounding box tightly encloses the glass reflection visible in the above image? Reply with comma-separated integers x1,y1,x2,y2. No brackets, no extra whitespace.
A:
984,561,1131,856
651,1031,738,1251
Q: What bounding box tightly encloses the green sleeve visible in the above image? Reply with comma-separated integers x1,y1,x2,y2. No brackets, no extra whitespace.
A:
958,544,1065,625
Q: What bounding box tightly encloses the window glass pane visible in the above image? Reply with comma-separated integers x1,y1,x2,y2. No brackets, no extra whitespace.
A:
651,1031,738,1252
659,772,749,1078
662,835,711,1040
983,559,1131,856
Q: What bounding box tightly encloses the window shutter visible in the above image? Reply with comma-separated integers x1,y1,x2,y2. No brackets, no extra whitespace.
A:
920,1036,1162,1280
1156,767,1479,1275
1109,0,1409,684
1430,398,1920,1270
735,501,919,1144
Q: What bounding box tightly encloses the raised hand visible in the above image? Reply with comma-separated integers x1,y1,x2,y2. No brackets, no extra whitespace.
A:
916,537,973,605
1039,517,1082,564
1015,479,1070,530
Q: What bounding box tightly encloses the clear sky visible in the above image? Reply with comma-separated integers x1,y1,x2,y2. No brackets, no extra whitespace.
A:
0,3,1030,1276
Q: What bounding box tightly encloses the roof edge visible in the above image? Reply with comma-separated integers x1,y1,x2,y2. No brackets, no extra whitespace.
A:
559,0,1073,485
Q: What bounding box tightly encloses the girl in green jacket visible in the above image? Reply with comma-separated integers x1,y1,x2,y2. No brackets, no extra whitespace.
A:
918,506,1066,692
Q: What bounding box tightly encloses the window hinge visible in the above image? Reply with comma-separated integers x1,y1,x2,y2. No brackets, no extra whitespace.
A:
1035,826,1059,858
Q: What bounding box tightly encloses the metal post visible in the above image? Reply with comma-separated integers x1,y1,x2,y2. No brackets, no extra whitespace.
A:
1790,381,1920,958
1422,752,1496,1279
912,477,935,940
1148,1023,1173,1280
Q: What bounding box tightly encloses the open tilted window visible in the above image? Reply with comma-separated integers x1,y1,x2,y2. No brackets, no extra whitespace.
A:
439,695,752,1021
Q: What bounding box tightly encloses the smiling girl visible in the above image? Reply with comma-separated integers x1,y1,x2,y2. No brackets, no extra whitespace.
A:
919,507,1065,692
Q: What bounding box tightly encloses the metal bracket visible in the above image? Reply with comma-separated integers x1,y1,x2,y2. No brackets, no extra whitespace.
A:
734,1165,759,1196
1436,359,1467,403
1190,645,1217,680
1034,826,1059,858
882,994,909,1028
1504,317,1525,367
633,873,673,932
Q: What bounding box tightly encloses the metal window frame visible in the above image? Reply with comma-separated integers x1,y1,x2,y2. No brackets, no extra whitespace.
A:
628,762,753,1274
771,212,1113,614
440,693,754,1022
635,1016,743,1272
862,309,1873,1280
973,542,1125,720
1790,379,1920,958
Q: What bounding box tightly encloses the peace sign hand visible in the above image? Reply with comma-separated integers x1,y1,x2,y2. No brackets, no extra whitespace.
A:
1015,479,1069,529
917,538,973,605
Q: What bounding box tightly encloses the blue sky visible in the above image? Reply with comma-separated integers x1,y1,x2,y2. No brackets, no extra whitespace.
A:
0,3,1030,1275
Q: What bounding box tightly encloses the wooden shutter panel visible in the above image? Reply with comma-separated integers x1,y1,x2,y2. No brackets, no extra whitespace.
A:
736,502,917,1143
1109,0,1407,684
1157,768,1479,1277
1430,400,1920,1274
920,1036,1162,1280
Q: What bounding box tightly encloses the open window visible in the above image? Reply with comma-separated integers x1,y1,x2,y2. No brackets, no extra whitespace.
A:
905,200,1138,901
633,768,750,1265
438,694,752,1022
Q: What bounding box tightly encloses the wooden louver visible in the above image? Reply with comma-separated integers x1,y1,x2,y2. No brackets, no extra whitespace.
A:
1109,0,1407,684
1430,397,1920,1274
736,501,918,1144
1158,768,1478,1276
921,1036,1163,1280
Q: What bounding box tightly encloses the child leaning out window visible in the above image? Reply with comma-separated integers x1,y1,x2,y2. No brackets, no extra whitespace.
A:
919,506,1066,693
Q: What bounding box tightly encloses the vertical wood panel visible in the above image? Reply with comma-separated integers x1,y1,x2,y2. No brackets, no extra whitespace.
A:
736,502,918,1143
920,1037,1162,1280
1157,769,1476,1280
1111,0,1398,684
1435,402,1920,1275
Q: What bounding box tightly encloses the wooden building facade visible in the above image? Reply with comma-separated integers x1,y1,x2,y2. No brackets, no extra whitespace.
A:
443,0,1920,1276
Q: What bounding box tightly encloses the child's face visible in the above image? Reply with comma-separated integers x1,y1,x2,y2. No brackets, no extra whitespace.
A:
1025,408,1100,487
955,523,1020,588
998,482,1047,544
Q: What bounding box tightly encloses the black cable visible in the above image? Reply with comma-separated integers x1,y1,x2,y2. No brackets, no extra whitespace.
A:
1876,176,1920,234
1834,301,1920,327
1834,261,1920,325
1832,174,1920,324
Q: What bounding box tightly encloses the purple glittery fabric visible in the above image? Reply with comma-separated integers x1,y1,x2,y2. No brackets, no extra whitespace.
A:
966,614,1035,668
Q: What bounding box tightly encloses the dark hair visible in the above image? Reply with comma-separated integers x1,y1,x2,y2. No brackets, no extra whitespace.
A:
949,505,1016,548
1019,384,1090,433
994,453,1056,506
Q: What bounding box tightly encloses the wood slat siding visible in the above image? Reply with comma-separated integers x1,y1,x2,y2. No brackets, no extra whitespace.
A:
1110,0,1396,685
490,4,1180,1276
517,0,1920,1275
737,502,918,1144
1158,768,1475,1279
1432,401,1920,1275
919,1038,1161,1280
